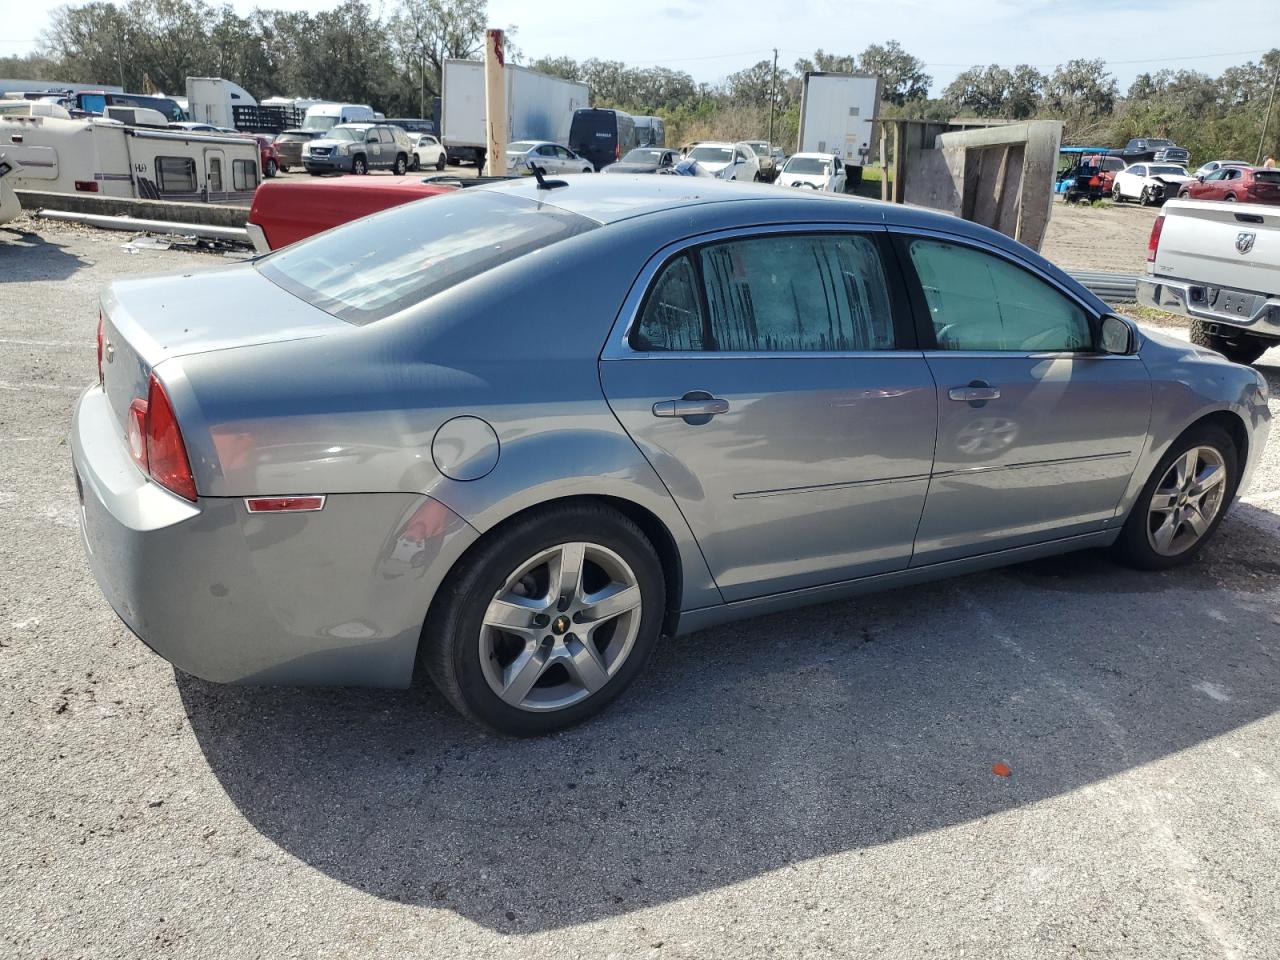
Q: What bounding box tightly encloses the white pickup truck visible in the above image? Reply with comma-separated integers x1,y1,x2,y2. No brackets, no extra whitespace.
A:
1138,198,1279,364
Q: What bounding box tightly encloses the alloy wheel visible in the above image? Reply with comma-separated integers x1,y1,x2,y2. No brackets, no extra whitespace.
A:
1146,446,1228,556
478,542,643,712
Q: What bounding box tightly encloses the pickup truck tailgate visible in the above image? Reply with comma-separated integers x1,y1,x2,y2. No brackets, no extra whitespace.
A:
1153,198,1280,296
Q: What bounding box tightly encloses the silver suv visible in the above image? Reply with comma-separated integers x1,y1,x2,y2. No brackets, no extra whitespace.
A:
302,123,414,176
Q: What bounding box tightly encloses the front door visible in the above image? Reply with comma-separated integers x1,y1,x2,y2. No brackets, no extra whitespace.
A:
896,234,1152,564
600,229,938,602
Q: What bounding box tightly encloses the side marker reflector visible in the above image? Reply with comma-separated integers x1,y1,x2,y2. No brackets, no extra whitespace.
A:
245,496,326,513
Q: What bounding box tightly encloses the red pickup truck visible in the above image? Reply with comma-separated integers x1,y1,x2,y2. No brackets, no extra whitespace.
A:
246,176,459,252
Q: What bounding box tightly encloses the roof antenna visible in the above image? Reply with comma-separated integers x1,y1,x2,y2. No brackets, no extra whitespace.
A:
529,163,568,191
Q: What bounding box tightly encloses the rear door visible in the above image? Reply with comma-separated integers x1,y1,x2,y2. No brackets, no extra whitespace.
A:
600,227,939,602
895,232,1151,564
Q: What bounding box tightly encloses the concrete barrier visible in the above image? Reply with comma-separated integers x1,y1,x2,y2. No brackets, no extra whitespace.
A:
15,190,250,228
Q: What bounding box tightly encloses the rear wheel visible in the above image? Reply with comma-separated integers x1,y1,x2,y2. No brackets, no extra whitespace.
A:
437,155,447,171
409,154,420,171
421,503,666,736
1113,423,1238,570
264,158,278,178
1189,319,1269,365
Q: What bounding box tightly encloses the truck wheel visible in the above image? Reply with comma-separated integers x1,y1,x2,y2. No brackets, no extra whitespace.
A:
394,153,408,175
1189,319,1268,365
352,156,367,175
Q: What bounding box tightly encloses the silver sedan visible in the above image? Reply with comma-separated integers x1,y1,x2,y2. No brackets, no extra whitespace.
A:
73,177,1272,735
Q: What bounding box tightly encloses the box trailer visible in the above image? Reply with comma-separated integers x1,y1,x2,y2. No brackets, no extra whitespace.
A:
441,59,589,167
185,77,257,129
796,72,882,184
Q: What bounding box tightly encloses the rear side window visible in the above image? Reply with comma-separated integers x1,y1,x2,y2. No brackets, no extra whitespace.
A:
632,234,896,353
907,239,1090,352
258,190,598,325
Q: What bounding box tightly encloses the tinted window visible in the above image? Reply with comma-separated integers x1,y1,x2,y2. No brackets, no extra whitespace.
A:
633,256,704,351
258,191,598,325
1255,170,1280,184
156,156,196,193
907,239,1090,352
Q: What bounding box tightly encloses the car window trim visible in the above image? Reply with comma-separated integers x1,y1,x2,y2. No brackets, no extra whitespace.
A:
603,223,920,360
887,227,1138,360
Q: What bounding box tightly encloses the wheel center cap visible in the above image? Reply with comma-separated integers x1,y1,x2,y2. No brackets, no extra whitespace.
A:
552,615,571,635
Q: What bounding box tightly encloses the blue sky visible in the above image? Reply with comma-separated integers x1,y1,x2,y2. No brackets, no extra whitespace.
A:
2,0,1277,94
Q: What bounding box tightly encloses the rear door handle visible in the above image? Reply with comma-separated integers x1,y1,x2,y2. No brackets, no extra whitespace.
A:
652,392,729,422
948,382,1001,403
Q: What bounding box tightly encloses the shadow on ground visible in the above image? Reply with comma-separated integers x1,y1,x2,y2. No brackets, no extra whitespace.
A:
0,229,90,282
179,526,1280,933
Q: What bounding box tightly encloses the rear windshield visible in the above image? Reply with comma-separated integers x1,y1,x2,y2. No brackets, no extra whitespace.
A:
571,110,616,141
257,190,598,325
1255,170,1280,184
507,141,537,152
622,148,664,163
689,146,733,163
1149,165,1187,176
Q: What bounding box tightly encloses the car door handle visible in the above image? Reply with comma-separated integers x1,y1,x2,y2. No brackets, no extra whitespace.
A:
948,382,1001,403
652,394,729,421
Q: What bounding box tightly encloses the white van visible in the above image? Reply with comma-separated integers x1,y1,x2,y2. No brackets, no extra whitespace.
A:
302,103,376,132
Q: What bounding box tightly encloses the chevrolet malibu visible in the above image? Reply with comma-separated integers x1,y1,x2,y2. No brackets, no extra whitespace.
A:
74,177,1272,736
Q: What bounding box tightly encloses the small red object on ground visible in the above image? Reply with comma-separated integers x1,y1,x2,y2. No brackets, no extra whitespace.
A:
992,762,1012,778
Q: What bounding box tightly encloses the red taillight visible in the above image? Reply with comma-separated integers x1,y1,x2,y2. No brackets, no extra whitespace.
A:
1146,214,1165,263
96,312,104,386
74,180,99,192
131,374,197,501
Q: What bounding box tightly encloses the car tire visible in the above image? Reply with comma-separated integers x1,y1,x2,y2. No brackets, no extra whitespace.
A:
1112,184,1124,202
437,156,447,171
409,155,420,171
421,502,666,737
265,158,278,178
394,153,408,175
308,170,321,177
352,156,367,175
1140,186,1152,205
1178,188,1190,198
1189,319,1269,364
582,166,592,173
1112,423,1239,571
1225,194,1237,202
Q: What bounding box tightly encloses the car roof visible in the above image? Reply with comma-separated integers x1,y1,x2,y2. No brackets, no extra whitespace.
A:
788,152,835,160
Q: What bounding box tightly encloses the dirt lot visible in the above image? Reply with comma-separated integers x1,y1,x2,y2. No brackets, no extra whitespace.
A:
2,202,1279,960
1041,198,1162,275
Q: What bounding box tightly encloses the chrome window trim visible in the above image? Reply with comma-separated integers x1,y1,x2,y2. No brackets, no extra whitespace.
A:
601,221,895,361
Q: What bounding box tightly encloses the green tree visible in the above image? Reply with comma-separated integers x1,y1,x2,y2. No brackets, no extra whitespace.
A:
856,41,930,105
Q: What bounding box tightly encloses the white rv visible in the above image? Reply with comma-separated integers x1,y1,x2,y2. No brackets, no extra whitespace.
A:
1,114,260,203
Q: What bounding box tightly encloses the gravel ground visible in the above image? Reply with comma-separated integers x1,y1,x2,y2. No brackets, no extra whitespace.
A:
2,216,1280,960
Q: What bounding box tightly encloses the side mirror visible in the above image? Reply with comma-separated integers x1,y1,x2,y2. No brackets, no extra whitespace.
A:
1099,314,1135,355
1197,175,1205,182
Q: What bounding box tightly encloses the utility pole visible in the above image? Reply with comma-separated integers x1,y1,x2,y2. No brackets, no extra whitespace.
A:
767,47,778,146
1257,63,1279,165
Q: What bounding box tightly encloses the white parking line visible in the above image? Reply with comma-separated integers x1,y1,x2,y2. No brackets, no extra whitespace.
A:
0,380,83,393
0,337,81,347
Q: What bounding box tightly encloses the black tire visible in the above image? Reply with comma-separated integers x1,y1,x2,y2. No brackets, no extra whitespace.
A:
1112,184,1124,202
308,170,322,176
1177,188,1190,199
1225,194,1237,202
352,155,367,175
265,158,278,178
1112,423,1239,570
394,153,408,175
437,156,447,171
1189,319,1269,365
421,503,666,736
409,154,420,171
1140,186,1152,206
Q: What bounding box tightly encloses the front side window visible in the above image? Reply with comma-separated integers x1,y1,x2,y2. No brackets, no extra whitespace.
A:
907,239,1090,353
631,234,896,353
378,128,394,144
156,156,196,193
1130,165,1147,176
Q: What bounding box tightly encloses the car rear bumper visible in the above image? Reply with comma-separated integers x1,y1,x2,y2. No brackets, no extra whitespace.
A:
72,385,479,688
1138,277,1280,340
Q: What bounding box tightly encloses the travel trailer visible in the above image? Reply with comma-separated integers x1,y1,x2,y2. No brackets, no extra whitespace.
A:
1,114,260,203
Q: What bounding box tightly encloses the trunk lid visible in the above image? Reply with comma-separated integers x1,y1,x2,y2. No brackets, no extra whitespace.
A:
1152,198,1280,296
99,263,348,433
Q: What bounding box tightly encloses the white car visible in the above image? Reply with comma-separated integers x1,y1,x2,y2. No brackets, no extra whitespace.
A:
777,152,847,193
684,142,761,181
1111,163,1194,206
411,134,447,172
505,141,592,176
1192,159,1250,179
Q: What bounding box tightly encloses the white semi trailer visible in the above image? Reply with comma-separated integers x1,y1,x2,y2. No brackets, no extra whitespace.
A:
796,72,882,186
441,59,589,168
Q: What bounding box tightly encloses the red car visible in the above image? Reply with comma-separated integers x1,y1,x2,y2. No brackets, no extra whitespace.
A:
246,175,458,252
1178,165,1280,204
252,135,284,178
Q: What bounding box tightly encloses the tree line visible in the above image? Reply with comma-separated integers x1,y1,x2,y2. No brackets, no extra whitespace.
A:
3,0,1277,162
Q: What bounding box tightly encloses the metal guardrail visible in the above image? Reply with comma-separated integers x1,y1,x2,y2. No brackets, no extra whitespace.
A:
1067,270,1139,304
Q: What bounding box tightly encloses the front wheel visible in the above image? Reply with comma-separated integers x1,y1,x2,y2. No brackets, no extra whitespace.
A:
1189,318,1269,365
1140,186,1152,206
1112,184,1124,202
393,153,408,175
1113,424,1238,570
1225,194,1237,202
265,158,278,178
352,156,367,175
421,503,666,736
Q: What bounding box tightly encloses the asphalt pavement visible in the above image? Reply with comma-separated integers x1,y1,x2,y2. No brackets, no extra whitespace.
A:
2,219,1279,959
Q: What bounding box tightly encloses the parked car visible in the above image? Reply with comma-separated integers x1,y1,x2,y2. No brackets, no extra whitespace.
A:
75,177,1270,736
662,158,715,177
742,141,777,181
246,175,457,252
1120,138,1190,165
1056,151,1124,201
602,147,679,174
1193,159,1250,179
272,129,320,171
1111,163,1194,205
1139,197,1280,364
504,141,593,176
770,146,786,170
776,152,847,193
684,141,761,181
301,123,413,176
251,134,283,177
1178,165,1280,204
410,133,448,172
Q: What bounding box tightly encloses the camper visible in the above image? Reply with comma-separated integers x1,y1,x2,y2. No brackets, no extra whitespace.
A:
0,114,260,203
185,77,257,129
302,103,377,132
